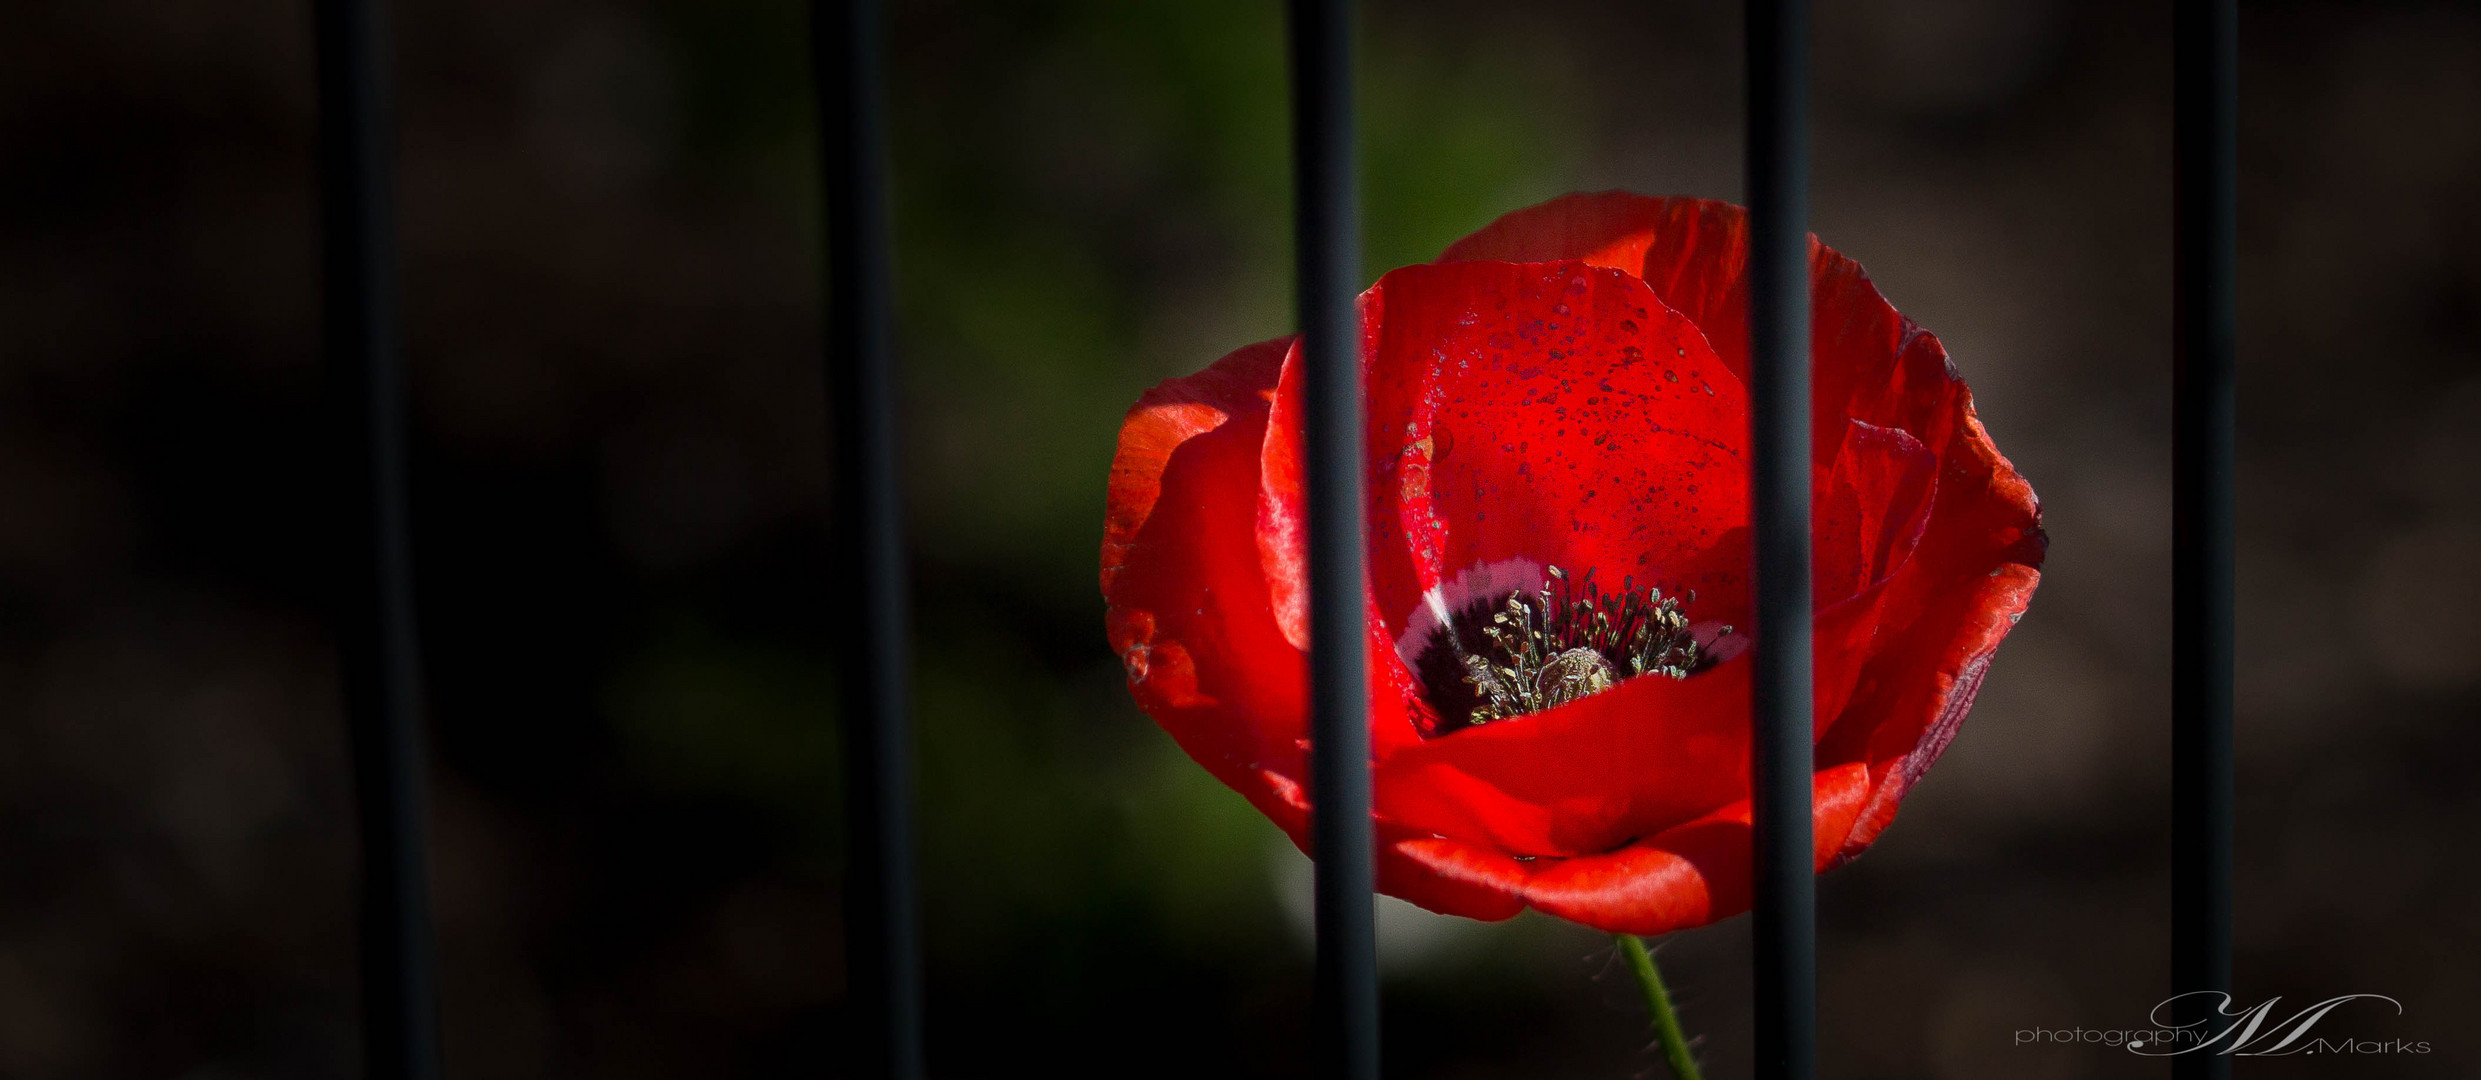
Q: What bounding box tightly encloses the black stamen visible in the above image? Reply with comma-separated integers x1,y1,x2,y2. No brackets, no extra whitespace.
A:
1415,564,1733,734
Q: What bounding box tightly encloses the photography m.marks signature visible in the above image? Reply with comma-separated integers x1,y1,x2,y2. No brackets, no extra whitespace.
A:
2130,992,2426,1057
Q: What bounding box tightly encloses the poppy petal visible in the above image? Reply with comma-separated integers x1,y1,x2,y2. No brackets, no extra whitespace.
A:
1821,399,2044,858
1441,192,1976,472
1365,414,1936,858
1255,334,1438,755
1381,761,1873,935
1355,259,1752,642
1517,760,1872,935
1103,339,1312,811
1256,260,1748,742
1438,192,2045,869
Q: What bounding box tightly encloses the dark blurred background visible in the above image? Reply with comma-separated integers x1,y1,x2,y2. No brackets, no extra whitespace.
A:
2,0,2475,1076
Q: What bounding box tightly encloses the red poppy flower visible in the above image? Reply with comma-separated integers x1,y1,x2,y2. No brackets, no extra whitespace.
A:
1102,192,2044,935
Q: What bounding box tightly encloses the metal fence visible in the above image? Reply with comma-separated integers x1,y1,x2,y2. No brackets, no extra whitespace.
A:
314,0,2240,1077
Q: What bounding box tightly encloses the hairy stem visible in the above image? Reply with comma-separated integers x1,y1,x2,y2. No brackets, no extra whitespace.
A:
1616,934,1703,1080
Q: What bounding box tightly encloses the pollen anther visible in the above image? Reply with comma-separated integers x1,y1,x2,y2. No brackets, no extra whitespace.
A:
1450,565,1727,727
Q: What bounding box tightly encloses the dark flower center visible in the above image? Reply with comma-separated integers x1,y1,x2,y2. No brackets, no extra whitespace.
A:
1410,565,1728,735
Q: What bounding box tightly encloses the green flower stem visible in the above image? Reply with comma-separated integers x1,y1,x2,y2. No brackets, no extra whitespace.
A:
1615,933,1704,1080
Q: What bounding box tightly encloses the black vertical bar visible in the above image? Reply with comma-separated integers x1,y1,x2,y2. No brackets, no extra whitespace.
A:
1288,2,1377,1080
2172,1,2236,1076
312,0,440,1077
813,2,924,1079
1746,1,1815,1078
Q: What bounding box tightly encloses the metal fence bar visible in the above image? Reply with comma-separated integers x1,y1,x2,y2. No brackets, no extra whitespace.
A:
2172,1,2237,1076
312,0,440,1076
1746,0,1816,1077
814,2,924,1078
1288,2,1378,1079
